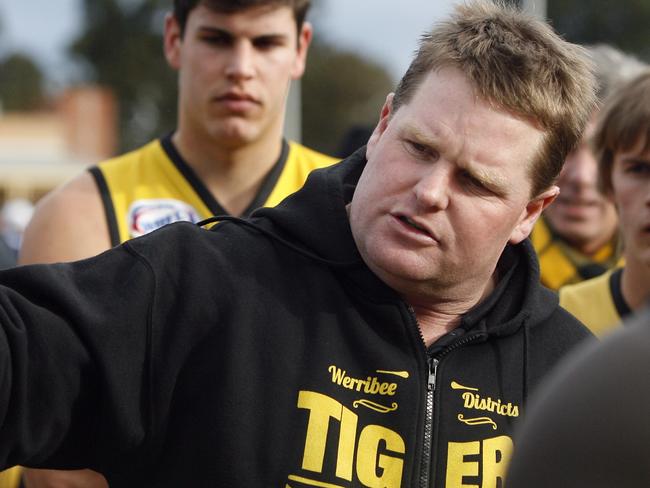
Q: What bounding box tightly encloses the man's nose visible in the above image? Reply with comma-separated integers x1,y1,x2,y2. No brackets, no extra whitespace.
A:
225,41,255,81
563,148,598,188
414,164,451,211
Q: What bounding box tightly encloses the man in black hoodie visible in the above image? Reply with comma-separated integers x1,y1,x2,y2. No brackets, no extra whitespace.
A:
0,1,594,487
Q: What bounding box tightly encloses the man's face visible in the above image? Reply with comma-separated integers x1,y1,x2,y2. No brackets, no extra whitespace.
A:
611,138,650,267
349,68,556,304
164,4,311,147
543,117,618,254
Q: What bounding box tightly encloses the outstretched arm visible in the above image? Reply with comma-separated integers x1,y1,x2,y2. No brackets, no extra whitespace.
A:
19,170,114,488
0,245,157,480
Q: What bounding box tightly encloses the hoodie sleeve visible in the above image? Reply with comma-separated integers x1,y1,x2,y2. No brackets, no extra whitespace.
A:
0,242,157,473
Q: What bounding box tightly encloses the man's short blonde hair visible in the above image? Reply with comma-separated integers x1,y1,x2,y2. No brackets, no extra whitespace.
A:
392,0,597,197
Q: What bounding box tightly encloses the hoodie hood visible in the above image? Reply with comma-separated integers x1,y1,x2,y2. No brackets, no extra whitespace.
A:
251,147,366,266
250,147,559,338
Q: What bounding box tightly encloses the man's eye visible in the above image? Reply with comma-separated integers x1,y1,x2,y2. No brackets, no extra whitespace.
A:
626,162,650,175
405,140,433,158
460,171,490,193
253,37,284,50
411,142,427,152
201,35,230,46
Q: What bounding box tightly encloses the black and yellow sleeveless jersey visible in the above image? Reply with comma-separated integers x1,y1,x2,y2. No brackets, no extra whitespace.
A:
89,135,338,246
559,267,630,338
530,217,620,291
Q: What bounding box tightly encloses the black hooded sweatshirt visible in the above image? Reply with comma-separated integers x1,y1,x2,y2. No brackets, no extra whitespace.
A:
0,150,591,487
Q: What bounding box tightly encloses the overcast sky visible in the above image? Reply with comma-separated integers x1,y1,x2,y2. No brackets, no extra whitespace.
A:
0,0,460,87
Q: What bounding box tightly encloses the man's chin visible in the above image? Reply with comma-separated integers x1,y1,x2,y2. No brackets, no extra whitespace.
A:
212,125,258,148
369,259,440,292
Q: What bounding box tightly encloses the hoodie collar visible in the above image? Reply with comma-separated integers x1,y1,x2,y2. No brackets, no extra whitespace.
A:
252,147,367,267
252,148,557,336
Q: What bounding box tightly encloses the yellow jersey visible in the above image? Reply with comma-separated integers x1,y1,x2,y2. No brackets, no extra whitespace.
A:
90,136,338,245
559,268,630,338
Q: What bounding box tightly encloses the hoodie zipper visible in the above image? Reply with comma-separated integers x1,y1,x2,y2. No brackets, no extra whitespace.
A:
407,301,487,487
420,356,438,488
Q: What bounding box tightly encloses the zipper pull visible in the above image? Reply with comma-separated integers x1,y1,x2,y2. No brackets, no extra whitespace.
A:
427,358,439,391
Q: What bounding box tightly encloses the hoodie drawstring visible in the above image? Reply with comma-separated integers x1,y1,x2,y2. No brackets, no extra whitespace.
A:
522,321,530,406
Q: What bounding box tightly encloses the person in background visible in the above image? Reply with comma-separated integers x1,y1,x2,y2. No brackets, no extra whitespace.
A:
0,1,595,485
18,1,336,487
560,71,650,337
506,307,650,488
531,44,647,290
19,0,336,265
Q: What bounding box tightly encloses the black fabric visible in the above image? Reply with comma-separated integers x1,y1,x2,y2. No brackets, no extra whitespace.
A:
578,262,608,280
0,150,592,486
89,166,120,247
610,267,633,320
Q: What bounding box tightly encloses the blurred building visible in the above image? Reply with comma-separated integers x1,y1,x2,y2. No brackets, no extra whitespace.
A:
0,85,117,204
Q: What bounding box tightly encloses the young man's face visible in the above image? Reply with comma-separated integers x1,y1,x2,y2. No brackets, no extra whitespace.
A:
165,3,311,147
611,137,650,267
350,68,556,304
543,116,619,255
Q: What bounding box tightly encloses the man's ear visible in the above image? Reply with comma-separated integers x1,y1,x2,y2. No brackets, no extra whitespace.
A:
164,13,182,70
366,93,394,159
509,186,559,244
290,22,313,79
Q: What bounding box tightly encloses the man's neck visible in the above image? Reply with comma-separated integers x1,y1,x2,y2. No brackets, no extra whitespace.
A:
412,306,463,346
409,273,497,347
172,128,284,216
621,255,650,311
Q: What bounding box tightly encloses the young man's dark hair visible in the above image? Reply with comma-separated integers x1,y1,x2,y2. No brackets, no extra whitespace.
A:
174,0,311,35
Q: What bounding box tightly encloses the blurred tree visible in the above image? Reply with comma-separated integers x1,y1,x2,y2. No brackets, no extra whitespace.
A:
548,0,650,60
0,52,46,111
302,40,394,157
69,0,177,152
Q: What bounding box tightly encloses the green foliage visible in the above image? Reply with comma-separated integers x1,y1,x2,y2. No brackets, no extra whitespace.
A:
0,53,46,111
548,0,650,60
70,0,177,152
302,40,395,157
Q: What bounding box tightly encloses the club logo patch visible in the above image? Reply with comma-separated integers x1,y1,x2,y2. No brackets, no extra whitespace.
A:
128,199,201,238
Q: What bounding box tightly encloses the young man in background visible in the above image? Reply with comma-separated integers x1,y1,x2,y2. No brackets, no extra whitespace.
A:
18,1,336,487
20,0,335,264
